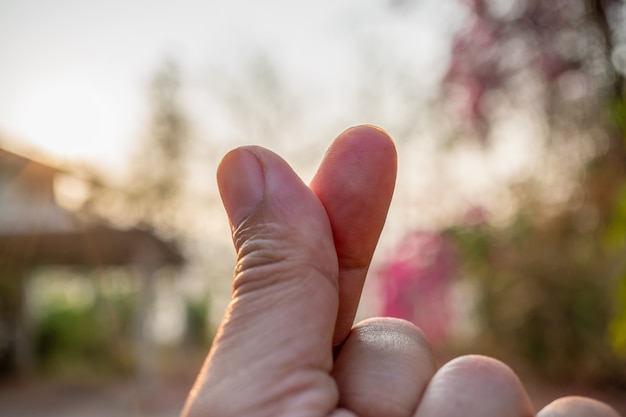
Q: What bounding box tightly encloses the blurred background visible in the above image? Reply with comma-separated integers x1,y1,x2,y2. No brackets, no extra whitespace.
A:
1,0,625,415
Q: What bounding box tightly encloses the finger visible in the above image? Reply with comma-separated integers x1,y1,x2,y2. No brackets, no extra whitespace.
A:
183,146,340,416
537,396,622,417
310,125,397,346
332,318,436,417
414,355,535,417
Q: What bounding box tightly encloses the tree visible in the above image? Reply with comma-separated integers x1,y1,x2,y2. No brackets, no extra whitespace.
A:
435,0,626,385
129,58,191,237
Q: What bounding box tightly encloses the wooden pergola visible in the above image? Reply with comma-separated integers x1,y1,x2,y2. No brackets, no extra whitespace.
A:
0,224,184,380
0,225,184,266
0,147,184,381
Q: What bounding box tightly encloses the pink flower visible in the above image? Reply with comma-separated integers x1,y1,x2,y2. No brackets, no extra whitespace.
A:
378,231,457,344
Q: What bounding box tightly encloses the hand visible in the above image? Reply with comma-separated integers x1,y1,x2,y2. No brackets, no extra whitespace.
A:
181,126,621,417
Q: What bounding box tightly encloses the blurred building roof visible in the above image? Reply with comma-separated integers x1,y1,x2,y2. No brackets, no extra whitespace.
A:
0,147,183,268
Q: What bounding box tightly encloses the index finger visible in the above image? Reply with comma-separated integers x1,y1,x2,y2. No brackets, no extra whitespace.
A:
310,125,397,346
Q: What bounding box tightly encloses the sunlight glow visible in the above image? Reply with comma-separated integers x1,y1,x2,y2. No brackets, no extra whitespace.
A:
54,173,91,211
9,78,135,163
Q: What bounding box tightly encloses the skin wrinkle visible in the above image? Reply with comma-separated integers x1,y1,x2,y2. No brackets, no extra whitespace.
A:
223,244,339,374
200,365,336,417
333,318,436,417
339,367,415,411
228,274,336,343
231,272,337,340
203,315,336,417
336,254,372,272
233,219,292,255
234,247,339,295
331,264,371,347
244,369,338,417
217,300,336,417
342,392,408,417
356,325,426,355
232,220,338,294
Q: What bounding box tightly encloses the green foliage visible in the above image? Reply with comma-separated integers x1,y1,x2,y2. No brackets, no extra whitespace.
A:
609,98,626,136
450,203,626,385
437,0,626,388
183,297,212,349
609,273,626,357
605,183,626,249
606,184,626,358
36,302,111,374
33,278,136,376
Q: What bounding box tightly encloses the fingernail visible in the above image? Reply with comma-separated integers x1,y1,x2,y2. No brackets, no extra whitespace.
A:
217,148,265,226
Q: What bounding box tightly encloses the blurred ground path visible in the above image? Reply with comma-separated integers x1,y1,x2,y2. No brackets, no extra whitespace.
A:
525,379,626,415
0,374,624,416
0,376,192,417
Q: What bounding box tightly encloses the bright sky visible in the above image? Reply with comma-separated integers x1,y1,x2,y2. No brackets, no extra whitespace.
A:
1,0,560,327
0,0,461,177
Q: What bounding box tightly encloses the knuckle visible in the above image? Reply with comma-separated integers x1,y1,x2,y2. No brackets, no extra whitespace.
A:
231,219,337,296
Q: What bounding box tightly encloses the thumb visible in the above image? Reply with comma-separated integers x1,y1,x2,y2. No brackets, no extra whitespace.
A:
220,146,339,363
184,146,340,416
